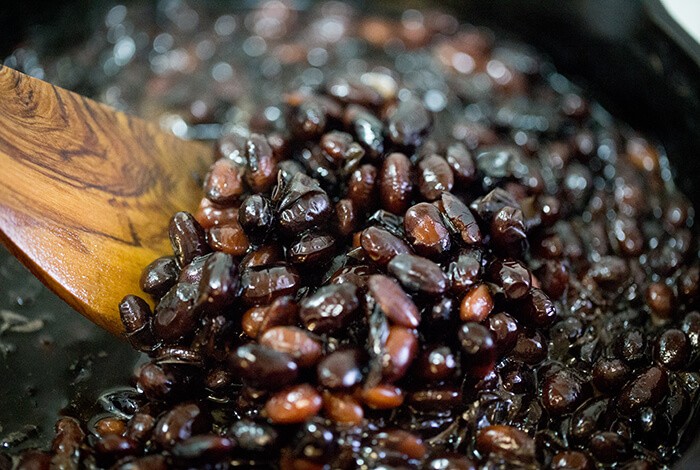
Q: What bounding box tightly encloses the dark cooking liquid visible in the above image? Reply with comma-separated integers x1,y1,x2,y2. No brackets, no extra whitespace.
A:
3,1,700,469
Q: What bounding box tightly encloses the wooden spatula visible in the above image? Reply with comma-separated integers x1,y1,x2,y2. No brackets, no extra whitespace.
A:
0,65,212,334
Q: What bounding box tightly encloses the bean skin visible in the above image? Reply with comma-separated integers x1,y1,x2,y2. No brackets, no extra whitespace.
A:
440,192,482,245
379,152,413,215
240,264,301,306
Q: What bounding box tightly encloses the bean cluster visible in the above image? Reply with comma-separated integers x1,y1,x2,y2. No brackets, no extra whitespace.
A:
11,2,700,470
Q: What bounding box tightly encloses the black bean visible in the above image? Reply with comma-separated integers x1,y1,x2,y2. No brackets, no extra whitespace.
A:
153,403,209,449
195,251,239,313
445,142,476,186
417,154,453,201
488,312,519,355
344,104,385,158
361,226,412,266
618,366,669,416
317,348,364,390
379,152,413,215
119,295,155,352
203,158,244,205
588,431,629,464
299,284,359,333
592,359,631,394
153,282,199,343
240,264,301,306
387,96,431,148
541,369,591,416
277,173,332,235
289,232,336,266
238,195,273,241
654,329,690,370
440,192,482,245
458,322,496,378
490,205,527,257
140,256,179,299
229,343,298,390
292,420,337,464
169,212,211,267
171,435,235,461
227,419,278,454
487,258,531,300
387,253,448,295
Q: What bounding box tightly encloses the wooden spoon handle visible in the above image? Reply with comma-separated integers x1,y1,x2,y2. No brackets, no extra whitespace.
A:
0,65,211,334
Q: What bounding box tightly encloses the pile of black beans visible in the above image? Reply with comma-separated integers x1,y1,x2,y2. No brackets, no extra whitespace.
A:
9,2,700,470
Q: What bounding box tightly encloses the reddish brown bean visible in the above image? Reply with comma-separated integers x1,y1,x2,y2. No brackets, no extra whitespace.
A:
265,384,323,424
383,326,418,383
404,202,451,258
460,284,493,322
361,226,412,266
260,326,323,367
203,158,245,205
322,392,364,425
361,384,404,409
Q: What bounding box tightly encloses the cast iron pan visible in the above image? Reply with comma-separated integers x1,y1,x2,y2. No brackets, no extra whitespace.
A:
0,0,699,466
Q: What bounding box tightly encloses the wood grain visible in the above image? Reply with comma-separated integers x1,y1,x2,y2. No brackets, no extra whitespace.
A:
0,65,212,334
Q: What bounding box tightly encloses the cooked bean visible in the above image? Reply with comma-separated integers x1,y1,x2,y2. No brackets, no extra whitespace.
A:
361,226,412,266
228,343,299,390
368,274,420,328
169,212,211,267
387,253,448,295
404,202,451,258
379,152,413,214
260,326,323,367
299,284,359,334
265,384,323,424
418,154,454,201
